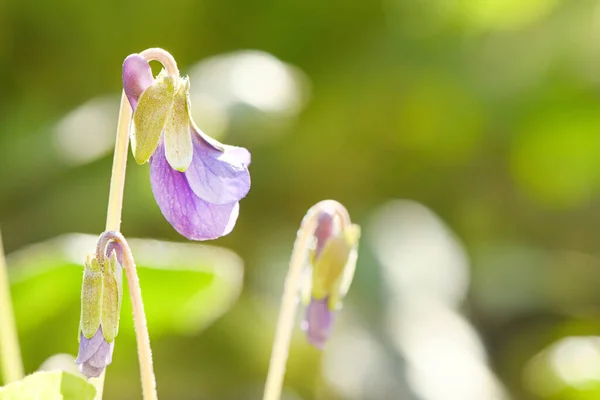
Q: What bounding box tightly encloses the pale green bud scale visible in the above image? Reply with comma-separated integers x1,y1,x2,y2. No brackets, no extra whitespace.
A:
80,258,103,339
164,78,193,171
311,236,352,300
101,252,121,342
131,70,176,164
328,224,361,310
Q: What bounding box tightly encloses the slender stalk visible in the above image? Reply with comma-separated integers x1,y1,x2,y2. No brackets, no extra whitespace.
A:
262,200,350,400
91,87,132,400
0,228,24,384
105,47,179,233
95,48,179,399
96,232,157,400
104,92,132,233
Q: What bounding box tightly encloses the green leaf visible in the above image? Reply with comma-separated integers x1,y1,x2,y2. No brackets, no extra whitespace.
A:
0,371,95,400
131,71,176,164
8,234,243,342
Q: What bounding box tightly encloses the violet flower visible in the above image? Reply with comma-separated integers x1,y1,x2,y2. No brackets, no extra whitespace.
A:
122,54,251,240
301,210,360,348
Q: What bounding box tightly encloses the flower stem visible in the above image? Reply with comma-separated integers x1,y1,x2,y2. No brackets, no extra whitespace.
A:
95,48,179,400
139,48,180,77
262,200,350,400
0,228,24,384
104,92,132,233
90,89,131,400
105,47,178,233
97,231,157,400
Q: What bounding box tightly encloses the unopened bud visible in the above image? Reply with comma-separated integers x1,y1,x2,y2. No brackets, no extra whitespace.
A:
76,244,123,378
302,205,361,349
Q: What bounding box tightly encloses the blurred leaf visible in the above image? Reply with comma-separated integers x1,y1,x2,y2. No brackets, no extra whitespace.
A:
8,234,243,338
395,73,484,163
0,371,95,400
472,245,600,320
38,354,81,378
511,108,600,207
451,0,561,31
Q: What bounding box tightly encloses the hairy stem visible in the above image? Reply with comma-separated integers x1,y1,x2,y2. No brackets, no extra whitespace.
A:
139,48,180,77
262,200,350,400
97,231,157,400
105,47,179,233
104,92,132,233
0,229,23,384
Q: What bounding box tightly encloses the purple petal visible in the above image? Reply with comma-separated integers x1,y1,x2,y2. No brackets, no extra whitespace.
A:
106,241,124,266
314,210,335,259
79,363,104,378
75,326,115,379
122,54,154,111
184,130,251,205
87,339,114,368
302,297,335,349
150,141,241,240
193,125,252,167
75,328,104,364
225,145,251,167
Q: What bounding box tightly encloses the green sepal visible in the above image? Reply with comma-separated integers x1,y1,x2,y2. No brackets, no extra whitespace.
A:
131,70,176,164
164,77,193,172
101,252,122,342
80,257,103,339
311,235,352,300
328,224,361,310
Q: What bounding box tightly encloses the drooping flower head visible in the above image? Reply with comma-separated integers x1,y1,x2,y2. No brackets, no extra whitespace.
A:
301,208,360,348
75,249,122,378
122,54,251,240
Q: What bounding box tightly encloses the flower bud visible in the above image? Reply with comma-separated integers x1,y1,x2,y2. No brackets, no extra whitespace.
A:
302,209,360,348
75,249,123,378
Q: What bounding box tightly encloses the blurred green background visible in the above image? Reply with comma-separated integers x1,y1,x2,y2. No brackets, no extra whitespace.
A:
3,0,600,399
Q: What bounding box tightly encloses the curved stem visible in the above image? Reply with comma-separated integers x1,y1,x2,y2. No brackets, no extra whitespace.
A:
97,231,157,400
91,90,130,400
97,47,179,399
139,48,179,77
92,88,131,400
262,200,350,400
105,47,178,233
0,228,23,384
